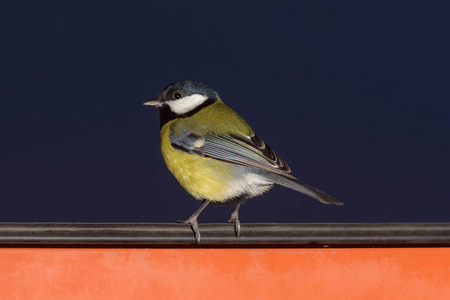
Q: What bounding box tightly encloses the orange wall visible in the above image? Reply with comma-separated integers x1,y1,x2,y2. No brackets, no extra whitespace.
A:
1,248,449,299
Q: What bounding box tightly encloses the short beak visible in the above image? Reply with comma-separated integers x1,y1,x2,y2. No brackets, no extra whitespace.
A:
143,99,161,107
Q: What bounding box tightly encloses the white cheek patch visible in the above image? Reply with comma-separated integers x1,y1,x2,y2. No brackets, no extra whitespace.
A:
167,94,208,114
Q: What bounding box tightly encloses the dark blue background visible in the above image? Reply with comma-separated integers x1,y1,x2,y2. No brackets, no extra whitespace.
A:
1,1,448,223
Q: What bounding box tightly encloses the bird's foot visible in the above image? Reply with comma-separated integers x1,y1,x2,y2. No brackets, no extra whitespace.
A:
227,211,241,238
178,217,201,244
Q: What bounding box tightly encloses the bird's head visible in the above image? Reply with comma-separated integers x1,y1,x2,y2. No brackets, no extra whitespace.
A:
144,80,219,115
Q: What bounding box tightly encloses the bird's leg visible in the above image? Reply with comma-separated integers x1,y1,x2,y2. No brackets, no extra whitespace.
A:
178,200,211,243
227,202,242,237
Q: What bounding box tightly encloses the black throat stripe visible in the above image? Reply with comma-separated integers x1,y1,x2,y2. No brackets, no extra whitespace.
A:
159,98,215,128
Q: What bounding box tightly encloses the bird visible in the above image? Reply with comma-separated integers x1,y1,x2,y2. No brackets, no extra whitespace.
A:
144,80,343,243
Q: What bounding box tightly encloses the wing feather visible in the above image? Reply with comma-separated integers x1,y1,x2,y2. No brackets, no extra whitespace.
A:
170,129,295,179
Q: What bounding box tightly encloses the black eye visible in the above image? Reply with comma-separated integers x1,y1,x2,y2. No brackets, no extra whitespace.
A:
173,92,182,99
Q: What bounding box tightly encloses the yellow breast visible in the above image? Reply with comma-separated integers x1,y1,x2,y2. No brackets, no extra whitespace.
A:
160,126,235,201
159,101,255,202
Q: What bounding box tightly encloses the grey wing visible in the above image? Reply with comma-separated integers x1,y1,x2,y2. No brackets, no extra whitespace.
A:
204,134,297,179
170,129,295,179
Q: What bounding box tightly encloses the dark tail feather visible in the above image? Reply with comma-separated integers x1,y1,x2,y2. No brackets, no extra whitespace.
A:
266,173,343,205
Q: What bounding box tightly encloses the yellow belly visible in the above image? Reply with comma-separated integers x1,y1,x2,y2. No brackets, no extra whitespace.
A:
160,124,237,202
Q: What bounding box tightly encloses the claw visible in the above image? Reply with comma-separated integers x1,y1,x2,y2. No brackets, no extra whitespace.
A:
191,220,201,243
178,217,201,243
234,219,241,237
227,210,241,237
178,200,210,244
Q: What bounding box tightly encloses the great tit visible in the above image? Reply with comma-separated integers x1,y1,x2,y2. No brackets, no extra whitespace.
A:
144,80,343,242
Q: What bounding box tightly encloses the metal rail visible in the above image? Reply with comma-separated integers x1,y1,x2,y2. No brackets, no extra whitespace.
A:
1,222,449,248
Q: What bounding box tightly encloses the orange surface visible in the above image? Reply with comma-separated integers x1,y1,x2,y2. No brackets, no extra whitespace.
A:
0,248,449,300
